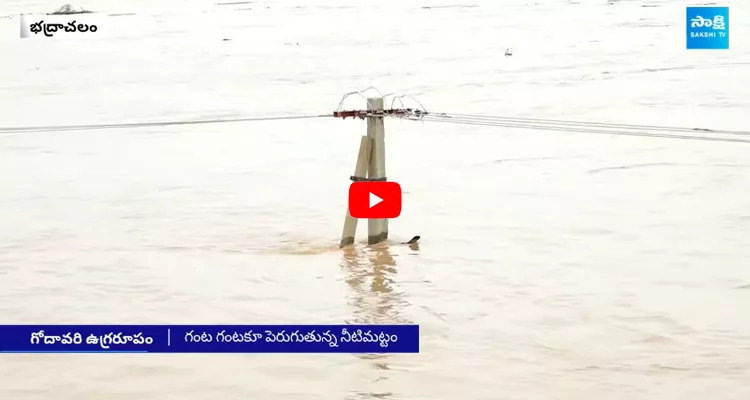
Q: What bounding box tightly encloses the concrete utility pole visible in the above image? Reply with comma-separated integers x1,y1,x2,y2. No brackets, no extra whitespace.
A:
339,98,389,248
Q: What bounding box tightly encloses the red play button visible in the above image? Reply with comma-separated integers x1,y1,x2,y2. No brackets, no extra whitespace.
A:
348,182,402,219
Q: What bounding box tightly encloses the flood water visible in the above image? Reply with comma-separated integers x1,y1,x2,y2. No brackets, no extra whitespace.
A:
2,0,750,398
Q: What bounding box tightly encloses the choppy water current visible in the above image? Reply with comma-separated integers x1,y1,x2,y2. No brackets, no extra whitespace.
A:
1,0,750,398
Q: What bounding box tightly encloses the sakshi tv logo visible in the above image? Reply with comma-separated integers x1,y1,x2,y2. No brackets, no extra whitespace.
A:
686,6,729,49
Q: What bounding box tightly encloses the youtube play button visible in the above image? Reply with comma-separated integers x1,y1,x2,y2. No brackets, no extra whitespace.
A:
348,182,402,219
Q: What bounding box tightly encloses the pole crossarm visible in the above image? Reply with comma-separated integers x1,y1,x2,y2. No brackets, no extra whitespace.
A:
332,109,428,120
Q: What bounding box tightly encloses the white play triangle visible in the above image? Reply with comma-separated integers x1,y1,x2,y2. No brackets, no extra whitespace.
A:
369,192,382,208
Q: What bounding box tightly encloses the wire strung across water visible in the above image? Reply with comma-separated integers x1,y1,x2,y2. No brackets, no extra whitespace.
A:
405,112,750,145
0,114,331,136
1,109,749,145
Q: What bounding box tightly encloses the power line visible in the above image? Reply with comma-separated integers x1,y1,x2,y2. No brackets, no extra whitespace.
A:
426,112,750,137
412,114,750,144
0,114,331,136
2,105,748,146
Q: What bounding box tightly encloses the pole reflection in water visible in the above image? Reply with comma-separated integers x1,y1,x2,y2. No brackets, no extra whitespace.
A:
341,242,412,325
340,241,416,400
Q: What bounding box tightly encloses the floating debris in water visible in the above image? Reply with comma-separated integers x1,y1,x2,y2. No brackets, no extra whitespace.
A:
422,4,478,9
402,235,421,245
48,4,93,15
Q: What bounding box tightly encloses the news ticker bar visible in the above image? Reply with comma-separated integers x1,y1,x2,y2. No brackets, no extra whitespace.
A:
0,325,419,353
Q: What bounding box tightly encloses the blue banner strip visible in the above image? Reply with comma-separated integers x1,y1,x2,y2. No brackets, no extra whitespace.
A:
0,325,419,353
